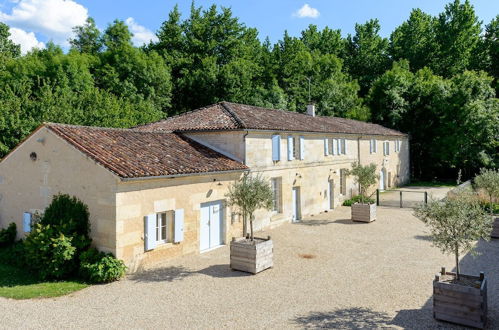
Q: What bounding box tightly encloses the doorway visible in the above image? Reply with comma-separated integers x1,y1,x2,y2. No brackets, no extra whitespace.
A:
200,200,224,251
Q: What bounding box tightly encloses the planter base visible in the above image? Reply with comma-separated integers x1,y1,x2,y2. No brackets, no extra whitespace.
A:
351,203,376,222
230,236,273,274
433,270,487,329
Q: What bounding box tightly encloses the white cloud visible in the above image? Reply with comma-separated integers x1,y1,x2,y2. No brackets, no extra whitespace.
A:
125,17,158,46
8,27,45,54
0,0,88,45
293,4,320,19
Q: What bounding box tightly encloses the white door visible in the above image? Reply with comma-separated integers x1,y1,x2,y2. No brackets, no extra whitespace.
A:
329,180,334,209
379,170,385,191
292,187,301,222
200,201,223,251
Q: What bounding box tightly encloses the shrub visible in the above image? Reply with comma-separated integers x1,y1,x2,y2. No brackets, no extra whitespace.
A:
40,194,91,250
23,224,76,280
0,223,16,247
343,195,375,206
79,248,127,283
0,240,25,267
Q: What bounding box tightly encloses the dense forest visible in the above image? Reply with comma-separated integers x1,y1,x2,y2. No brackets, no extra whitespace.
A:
0,0,497,180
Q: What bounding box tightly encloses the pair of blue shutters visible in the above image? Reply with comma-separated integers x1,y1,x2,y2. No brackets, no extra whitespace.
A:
272,135,304,161
144,209,184,251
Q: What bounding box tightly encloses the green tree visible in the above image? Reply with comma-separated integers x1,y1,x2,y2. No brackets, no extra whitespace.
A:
484,16,499,92
226,173,273,241
102,19,133,51
414,189,492,279
69,17,102,54
0,22,21,59
343,19,390,95
474,168,499,215
390,9,437,72
346,162,379,204
434,0,482,77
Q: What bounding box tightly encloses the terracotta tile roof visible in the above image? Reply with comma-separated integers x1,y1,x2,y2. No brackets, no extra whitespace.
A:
135,101,406,136
46,123,248,179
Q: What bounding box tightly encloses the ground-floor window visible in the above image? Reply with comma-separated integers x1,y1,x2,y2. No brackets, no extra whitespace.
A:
340,169,347,195
271,177,282,213
156,211,173,244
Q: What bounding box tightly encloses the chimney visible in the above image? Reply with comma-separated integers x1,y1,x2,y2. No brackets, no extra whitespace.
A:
307,104,316,117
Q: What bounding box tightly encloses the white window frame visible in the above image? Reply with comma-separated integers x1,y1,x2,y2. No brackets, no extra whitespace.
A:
370,139,377,153
156,211,173,244
271,177,282,213
395,140,401,152
293,136,300,160
341,139,347,155
383,141,390,156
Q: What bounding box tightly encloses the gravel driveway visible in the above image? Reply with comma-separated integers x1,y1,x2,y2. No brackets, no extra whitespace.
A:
2,186,498,329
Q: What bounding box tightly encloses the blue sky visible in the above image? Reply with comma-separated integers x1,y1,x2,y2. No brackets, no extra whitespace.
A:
1,0,498,54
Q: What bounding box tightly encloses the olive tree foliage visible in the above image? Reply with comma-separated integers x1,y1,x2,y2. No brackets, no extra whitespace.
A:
225,173,274,241
346,162,379,204
474,168,499,214
414,189,492,279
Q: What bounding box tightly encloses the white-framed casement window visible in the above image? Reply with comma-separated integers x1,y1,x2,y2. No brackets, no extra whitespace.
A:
287,136,295,161
383,141,390,156
395,140,401,152
156,211,174,244
324,138,329,156
370,139,377,154
340,169,347,195
331,138,337,155
271,177,282,213
145,209,184,251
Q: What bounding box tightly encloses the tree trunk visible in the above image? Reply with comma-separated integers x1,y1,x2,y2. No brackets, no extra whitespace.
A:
455,245,460,280
242,211,247,237
490,194,494,216
250,214,254,241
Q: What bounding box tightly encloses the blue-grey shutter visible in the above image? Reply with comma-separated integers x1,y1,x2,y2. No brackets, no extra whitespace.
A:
343,139,347,155
287,136,294,160
370,139,373,153
144,214,156,251
373,139,377,153
271,135,281,161
174,209,184,243
332,139,337,155
23,212,31,232
299,136,305,160
324,138,329,156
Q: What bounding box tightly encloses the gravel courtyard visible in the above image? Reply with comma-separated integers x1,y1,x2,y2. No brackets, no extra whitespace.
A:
2,186,498,329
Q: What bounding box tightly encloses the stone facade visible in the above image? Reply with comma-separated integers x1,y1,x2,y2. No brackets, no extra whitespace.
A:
0,123,409,270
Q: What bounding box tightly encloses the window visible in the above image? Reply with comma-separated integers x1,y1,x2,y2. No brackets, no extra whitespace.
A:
271,135,281,161
271,177,282,213
324,138,329,156
370,139,377,153
340,169,347,195
341,139,347,155
331,138,337,155
156,211,173,244
395,140,401,152
383,141,390,156
287,136,294,161
293,136,300,159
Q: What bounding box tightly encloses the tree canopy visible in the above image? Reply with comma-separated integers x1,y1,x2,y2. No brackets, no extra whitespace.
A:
0,0,497,181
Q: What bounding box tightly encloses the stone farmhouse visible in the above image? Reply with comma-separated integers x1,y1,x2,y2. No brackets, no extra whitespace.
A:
0,102,409,270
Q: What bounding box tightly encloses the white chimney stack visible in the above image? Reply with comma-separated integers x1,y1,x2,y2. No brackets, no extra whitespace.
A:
307,104,316,117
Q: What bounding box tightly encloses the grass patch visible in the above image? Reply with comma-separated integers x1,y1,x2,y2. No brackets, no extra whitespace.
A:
0,247,89,300
405,181,456,188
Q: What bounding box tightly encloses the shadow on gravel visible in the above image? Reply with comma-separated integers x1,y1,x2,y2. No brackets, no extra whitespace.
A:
292,308,392,329
197,264,252,278
414,235,432,241
296,219,337,226
129,266,196,283
130,264,251,283
333,219,366,225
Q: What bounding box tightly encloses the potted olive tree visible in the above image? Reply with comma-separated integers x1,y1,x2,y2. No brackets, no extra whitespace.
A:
347,162,379,222
474,168,499,238
414,189,493,329
226,173,274,274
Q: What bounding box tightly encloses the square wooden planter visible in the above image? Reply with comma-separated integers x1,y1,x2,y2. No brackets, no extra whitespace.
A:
351,203,376,222
230,236,273,274
491,216,499,238
433,269,487,329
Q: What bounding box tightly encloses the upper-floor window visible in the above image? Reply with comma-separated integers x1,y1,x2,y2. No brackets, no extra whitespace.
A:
395,140,401,152
271,177,282,213
383,141,390,156
338,139,347,155
288,136,304,160
370,139,377,154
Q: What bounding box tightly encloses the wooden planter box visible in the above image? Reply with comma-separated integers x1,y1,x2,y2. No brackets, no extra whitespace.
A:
230,236,273,274
351,203,376,222
433,269,487,329
491,216,499,238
